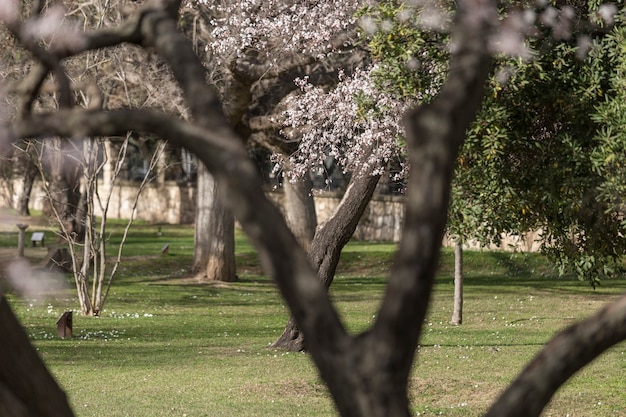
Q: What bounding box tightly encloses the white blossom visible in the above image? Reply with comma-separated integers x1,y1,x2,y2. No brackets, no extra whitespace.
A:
0,0,18,23
598,4,618,26
20,5,86,52
201,0,362,62
281,66,412,180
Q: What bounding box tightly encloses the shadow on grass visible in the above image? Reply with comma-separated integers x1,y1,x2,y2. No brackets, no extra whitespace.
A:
418,342,546,348
437,250,626,293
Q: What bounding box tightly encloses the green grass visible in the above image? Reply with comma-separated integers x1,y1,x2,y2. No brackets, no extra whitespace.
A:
1,222,626,416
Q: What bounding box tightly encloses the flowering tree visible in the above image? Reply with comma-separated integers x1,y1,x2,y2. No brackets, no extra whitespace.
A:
184,0,365,280
289,0,626,330
3,1,626,417
188,0,384,316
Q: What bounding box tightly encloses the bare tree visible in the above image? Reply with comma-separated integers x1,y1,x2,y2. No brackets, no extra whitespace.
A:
34,134,165,315
2,1,626,417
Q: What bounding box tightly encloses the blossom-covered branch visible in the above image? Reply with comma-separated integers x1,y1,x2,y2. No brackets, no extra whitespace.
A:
280,67,411,180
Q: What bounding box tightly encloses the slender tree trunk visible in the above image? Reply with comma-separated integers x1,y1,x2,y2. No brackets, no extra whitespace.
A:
192,163,236,282
283,174,317,250
272,172,380,351
16,160,36,216
450,240,463,325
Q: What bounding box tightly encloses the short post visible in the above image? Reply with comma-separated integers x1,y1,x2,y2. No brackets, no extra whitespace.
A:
56,311,73,339
17,224,29,257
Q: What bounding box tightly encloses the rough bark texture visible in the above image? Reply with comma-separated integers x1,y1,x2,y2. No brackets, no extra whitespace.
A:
450,241,463,325
0,296,74,417
272,171,380,351
283,175,317,251
192,163,236,282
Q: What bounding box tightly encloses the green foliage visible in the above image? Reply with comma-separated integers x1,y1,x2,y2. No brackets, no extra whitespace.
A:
591,23,626,210
356,0,449,102
358,1,626,286
463,20,626,286
451,98,517,247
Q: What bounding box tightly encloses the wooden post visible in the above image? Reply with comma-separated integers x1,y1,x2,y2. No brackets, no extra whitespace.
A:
56,311,73,339
17,224,29,257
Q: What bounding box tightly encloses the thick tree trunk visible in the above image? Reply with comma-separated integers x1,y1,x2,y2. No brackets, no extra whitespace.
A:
450,240,463,325
192,163,236,282
283,174,317,250
272,172,380,351
0,296,75,417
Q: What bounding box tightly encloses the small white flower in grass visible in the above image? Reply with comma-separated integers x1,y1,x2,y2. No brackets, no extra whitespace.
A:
598,4,618,25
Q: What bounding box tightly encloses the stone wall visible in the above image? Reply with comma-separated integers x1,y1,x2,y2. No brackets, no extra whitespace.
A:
101,182,196,224
0,180,196,225
0,180,541,249
1,180,404,241
270,192,405,242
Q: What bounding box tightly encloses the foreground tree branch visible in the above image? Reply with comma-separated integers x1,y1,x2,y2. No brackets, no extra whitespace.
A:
487,292,626,417
344,2,497,413
0,296,74,417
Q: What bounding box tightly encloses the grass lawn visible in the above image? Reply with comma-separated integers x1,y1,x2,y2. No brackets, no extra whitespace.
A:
1,222,626,416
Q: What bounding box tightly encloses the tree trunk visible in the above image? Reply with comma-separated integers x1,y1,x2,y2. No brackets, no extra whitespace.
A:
16,159,36,216
450,240,463,325
272,172,380,351
0,296,75,417
192,163,236,282
283,174,317,251
41,138,84,241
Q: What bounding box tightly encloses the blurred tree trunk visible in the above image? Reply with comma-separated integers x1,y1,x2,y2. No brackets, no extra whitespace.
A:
0,296,75,417
41,139,85,241
15,151,37,216
192,163,236,282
